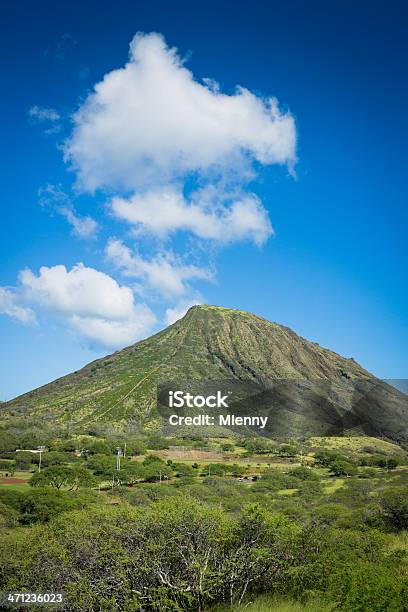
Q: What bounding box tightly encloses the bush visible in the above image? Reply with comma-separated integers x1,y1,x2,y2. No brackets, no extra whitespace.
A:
289,466,319,481
30,466,97,490
14,451,34,470
378,487,408,530
329,460,357,477
19,488,97,524
329,561,407,611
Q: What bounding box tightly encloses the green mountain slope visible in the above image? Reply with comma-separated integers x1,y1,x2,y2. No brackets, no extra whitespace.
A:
2,305,408,440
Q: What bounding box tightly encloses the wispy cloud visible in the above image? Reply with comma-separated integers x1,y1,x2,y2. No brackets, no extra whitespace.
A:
28,106,60,122
106,239,212,297
39,184,98,239
28,105,61,134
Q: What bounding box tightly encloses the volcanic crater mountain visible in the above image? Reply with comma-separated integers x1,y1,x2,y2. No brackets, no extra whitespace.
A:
2,305,408,441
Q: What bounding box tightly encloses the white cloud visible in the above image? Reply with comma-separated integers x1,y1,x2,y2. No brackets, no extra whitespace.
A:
28,105,60,123
59,207,98,239
39,184,98,239
106,238,211,297
0,288,36,324
64,32,296,193
68,306,155,348
28,106,61,135
111,186,273,246
18,263,155,348
164,298,202,325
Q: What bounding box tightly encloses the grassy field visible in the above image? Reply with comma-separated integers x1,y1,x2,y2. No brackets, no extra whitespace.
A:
323,478,345,494
307,435,405,456
212,594,333,611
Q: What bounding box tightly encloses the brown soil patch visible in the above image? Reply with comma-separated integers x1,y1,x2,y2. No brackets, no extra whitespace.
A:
157,449,223,461
0,478,28,485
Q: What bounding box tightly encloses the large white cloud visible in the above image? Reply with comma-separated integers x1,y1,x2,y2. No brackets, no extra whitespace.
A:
106,238,211,297
111,186,273,245
18,263,155,348
64,32,296,192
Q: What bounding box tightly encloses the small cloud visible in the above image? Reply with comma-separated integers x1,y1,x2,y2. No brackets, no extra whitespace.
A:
0,287,36,324
28,105,62,135
164,298,202,325
39,184,98,239
28,105,60,123
106,239,212,298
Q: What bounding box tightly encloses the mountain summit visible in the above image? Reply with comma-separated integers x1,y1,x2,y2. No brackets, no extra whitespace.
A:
2,305,408,440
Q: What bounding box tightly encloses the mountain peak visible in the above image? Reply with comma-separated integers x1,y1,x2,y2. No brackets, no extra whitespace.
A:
2,305,408,441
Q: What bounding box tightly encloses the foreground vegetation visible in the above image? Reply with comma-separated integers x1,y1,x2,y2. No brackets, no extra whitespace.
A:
0,421,408,610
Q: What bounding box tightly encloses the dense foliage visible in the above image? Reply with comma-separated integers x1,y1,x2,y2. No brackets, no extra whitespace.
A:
0,427,407,610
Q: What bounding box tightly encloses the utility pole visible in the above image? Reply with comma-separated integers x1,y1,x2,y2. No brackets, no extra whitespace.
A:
37,446,45,472
123,442,127,458
116,447,122,471
159,469,162,484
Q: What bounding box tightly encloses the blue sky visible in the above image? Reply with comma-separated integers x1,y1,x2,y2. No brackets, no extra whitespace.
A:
1,0,407,400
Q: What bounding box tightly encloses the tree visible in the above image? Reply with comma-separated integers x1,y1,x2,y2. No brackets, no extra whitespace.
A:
314,450,339,466
14,451,33,470
30,466,72,489
126,440,147,456
69,465,97,490
143,454,167,466
19,488,96,524
84,440,112,455
278,443,299,457
378,487,408,530
0,502,19,528
386,458,398,470
143,463,172,483
120,462,145,486
229,464,245,477
147,435,169,450
42,451,75,467
329,460,357,477
289,466,319,481
30,466,96,490
201,463,227,476
86,454,115,476
244,438,275,455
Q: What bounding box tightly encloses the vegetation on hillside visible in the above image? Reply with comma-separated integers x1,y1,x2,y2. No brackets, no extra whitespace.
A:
3,306,407,442
0,422,407,610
